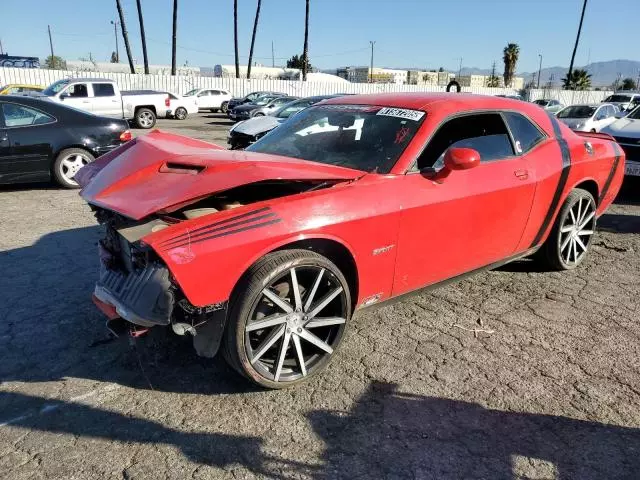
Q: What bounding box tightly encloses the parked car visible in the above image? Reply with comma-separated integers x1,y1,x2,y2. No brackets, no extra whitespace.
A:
78,93,623,389
601,105,640,176
40,78,169,129
0,84,44,95
228,95,342,149
165,91,198,120
182,88,232,113
556,103,618,132
496,94,524,101
0,95,131,188
227,91,286,114
229,95,294,121
602,92,640,112
250,96,300,118
532,99,564,114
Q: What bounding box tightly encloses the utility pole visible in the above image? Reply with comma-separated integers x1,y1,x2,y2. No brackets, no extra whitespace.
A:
110,20,120,62
566,0,588,90
271,41,275,68
457,57,463,79
135,0,149,74
537,54,543,88
47,25,54,61
369,40,375,83
0,38,4,55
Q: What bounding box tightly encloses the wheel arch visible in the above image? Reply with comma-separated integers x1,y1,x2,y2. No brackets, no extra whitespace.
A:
230,235,360,312
135,105,157,115
50,144,97,174
569,178,599,205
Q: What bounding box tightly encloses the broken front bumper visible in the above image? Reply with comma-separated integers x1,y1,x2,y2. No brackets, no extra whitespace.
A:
94,263,174,327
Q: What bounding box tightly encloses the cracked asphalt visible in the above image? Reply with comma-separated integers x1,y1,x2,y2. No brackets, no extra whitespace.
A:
1,112,640,479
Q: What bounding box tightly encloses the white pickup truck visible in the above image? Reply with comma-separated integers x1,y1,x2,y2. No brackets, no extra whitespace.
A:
41,78,169,128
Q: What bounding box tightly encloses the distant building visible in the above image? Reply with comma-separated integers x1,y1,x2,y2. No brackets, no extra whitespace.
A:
336,66,408,84
213,64,300,79
457,75,487,88
65,60,200,76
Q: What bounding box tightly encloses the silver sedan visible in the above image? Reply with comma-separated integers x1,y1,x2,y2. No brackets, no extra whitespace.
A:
250,96,300,117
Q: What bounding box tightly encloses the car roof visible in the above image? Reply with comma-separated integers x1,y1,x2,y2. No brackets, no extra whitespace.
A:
321,92,536,112
55,77,114,84
2,83,43,88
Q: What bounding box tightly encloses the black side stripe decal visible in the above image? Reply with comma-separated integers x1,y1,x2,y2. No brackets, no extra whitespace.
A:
598,142,622,204
530,114,572,248
159,206,271,245
166,219,282,249
162,212,278,248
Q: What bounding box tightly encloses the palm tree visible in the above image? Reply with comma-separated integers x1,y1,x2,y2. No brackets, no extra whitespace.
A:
135,0,149,74
171,0,178,75
502,43,520,88
234,0,240,78
302,0,310,81
562,69,592,90
115,0,135,73
247,0,262,79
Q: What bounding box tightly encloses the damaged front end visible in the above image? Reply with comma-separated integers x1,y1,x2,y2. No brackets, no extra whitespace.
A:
92,209,227,357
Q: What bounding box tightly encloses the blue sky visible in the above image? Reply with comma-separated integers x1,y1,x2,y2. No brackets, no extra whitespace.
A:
2,0,638,73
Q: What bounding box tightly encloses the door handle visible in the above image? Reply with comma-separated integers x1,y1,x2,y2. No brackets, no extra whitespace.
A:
514,169,529,180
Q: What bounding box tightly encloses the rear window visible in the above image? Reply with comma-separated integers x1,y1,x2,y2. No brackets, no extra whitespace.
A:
557,106,596,119
604,95,632,102
93,83,115,97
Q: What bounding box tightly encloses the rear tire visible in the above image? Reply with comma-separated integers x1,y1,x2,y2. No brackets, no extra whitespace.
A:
53,148,95,189
174,107,188,120
223,249,351,389
221,102,229,114
536,188,597,270
135,108,156,129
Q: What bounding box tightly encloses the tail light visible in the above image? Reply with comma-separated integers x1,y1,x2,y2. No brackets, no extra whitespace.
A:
165,97,171,107
119,130,132,142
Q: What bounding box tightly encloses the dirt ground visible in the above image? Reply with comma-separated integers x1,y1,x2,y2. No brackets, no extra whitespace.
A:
1,112,639,479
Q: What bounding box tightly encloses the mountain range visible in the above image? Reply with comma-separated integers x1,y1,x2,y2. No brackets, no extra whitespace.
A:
458,60,640,87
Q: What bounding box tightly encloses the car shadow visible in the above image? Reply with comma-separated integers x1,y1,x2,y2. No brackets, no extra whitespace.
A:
1,382,637,479
307,381,640,479
598,212,640,234
0,225,258,396
613,176,640,206
206,120,235,127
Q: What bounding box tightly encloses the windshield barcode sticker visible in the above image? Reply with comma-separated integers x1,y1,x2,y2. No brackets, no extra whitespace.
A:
376,107,425,121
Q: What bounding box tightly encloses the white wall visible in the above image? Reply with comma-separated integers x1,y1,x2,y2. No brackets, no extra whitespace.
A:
527,88,614,105
1,67,521,98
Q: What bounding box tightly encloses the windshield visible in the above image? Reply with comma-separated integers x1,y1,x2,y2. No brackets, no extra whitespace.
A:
254,96,278,106
604,95,632,103
42,79,69,96
246,104,425,173
557,106,596,119
183,89,198,96
276,100,311,119
533,100,549,106
626,106,640,120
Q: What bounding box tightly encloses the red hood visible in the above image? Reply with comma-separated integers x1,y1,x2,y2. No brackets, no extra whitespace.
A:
78,130,361,220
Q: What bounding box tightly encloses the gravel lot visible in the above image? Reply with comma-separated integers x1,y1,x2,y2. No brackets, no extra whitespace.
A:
1,112,640,479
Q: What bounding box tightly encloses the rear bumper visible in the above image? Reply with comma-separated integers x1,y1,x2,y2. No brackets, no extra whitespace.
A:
625,159,640,176
93,263,174,327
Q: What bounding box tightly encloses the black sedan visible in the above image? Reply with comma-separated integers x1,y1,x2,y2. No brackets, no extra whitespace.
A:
0,95,131,188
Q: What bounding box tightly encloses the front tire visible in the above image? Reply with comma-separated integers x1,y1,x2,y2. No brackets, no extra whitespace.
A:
53,148,95,189
221,102,229,114
223,250,351,389
537,188,597,270
135,108,156,129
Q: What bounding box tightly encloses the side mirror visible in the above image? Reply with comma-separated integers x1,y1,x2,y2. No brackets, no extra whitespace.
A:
430,147,480,182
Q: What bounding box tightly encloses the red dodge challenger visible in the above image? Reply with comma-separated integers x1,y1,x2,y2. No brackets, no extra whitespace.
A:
76,93,624,388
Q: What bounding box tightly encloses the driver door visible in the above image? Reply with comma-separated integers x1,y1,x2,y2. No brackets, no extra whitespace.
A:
392,112,539,295
59,83,91,113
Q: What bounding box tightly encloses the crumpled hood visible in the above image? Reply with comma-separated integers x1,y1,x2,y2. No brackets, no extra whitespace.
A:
602,117,640,136
232,116,283,136
77,130,361,220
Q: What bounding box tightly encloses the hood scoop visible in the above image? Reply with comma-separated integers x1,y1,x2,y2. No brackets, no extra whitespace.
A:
79,130,361,220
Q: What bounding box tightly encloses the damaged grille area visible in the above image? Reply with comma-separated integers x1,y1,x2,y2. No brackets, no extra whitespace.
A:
94,209,176,327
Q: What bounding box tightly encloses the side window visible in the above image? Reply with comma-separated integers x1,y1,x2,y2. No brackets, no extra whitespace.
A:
502,112,545,154
211,90,221,95
416,113,514,170
93,83,115,97
594,107,607,120
2,103,55,127
64,84,88,98
197,90,210,97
